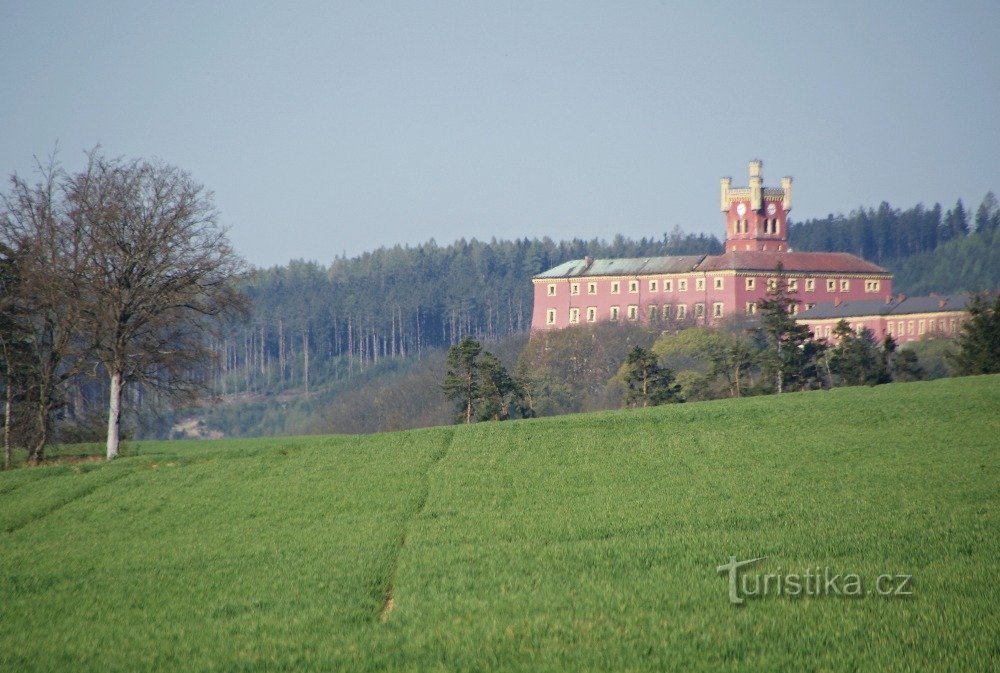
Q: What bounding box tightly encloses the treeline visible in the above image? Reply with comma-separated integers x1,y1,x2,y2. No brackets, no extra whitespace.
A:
788,192,999,263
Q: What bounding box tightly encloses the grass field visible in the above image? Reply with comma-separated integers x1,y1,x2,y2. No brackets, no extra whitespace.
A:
1,376,998,671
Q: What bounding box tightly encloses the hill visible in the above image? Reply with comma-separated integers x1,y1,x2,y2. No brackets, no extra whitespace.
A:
2,376,997,671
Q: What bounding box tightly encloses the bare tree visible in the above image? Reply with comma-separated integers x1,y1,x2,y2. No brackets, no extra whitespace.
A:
64,151,247,459
0,156,90,464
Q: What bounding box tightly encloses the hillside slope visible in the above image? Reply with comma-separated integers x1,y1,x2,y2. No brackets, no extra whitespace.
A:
1,376,998,672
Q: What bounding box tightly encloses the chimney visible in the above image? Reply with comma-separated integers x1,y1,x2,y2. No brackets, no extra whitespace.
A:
897,293,907,303
583,256,594,270
885,294,893,305
938,298,947,309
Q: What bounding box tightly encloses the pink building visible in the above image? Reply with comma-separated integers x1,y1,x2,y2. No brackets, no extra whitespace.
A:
531,161,893,332
798,294,969,344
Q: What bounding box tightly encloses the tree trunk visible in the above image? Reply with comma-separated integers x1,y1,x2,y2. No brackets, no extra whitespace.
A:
29,398,48,466
106,370,123,460
3,379,11,470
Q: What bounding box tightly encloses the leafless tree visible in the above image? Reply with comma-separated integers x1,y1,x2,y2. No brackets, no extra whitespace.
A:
0,155,90,464
67,151,248,459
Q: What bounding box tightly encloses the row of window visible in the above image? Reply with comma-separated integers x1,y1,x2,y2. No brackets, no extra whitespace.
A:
811,317,961,340
548,276,883,297
732,219,781,235
555,277,725,297
886,318,958,337
545,302,727,325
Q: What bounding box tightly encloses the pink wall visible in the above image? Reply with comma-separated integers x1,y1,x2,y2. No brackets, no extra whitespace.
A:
532,271,894,332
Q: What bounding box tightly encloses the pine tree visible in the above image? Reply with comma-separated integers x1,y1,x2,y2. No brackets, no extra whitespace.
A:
619,346,681,408
829,320,890,386
442,336,482,423
755,264,823,392
948,293,1000,375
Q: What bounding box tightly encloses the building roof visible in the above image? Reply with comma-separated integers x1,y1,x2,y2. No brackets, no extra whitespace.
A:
696,251,890,275
533,250,890,279
533,255,705,279
798,294,970,320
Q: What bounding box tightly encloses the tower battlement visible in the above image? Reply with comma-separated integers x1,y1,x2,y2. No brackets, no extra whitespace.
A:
720,161,793,253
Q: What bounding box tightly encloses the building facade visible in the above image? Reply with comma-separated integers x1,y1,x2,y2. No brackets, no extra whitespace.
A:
531,161,893,332
798,294,969,344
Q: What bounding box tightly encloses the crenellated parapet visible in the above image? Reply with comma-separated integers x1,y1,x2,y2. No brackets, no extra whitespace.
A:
720,161,793,253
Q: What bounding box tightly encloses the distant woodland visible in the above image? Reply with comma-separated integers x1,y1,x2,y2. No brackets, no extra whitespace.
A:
30,194,1000,442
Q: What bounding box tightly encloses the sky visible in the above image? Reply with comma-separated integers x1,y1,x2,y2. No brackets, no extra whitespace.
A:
2,1,998,268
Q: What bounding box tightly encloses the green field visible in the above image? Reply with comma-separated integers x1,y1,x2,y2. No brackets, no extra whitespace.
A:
1,376,998,672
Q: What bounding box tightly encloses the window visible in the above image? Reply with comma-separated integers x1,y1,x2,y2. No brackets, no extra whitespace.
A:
887,322,894,336
840,279,850,292
588,282,597,295
767,277,778,291
694,303,705,318
627,305,638,321
570,282,580,296
676,304,687,320
611,282,620,294
628,280,639,294
647,304,658,320
864,279,880,293
586,307,597,322
714,277,724,290
805,278,815,292
897,321,904,335
546,309,556,325
827,279,837,292
649,279,658,292
746,277,756,291
927,320,935,333
547,284,556,296
569,307,580,324
713,302,724,318
918,320,925,335
938,319,945,332
679,279,688,291
950,319,956,334
787,278,798,292
805,303,815,310
696,278,705,291
664,280,673,292
825,326,832,338
746,302,757,316
662,304,672,320
610,306,620,321
907,321,914,336
790,303,799,315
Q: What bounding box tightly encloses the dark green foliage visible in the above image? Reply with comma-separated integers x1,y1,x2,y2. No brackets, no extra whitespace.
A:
948,292,1000,375
755,265,826,393
829,321,891,386
891,227,1000,295
442,337,525,423
618,346,681,408
442,337,483,424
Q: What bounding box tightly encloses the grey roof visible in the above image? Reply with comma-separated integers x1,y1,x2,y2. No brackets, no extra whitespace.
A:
533,255,706,279
797,294,970,320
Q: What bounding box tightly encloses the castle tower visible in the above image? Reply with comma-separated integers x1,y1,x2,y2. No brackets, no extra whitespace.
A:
720,160,793,253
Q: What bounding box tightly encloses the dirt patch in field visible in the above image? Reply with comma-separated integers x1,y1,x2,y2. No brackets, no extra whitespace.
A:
379,592,395,623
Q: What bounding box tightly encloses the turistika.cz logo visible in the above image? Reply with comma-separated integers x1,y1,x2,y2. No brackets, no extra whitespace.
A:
716,556,913,605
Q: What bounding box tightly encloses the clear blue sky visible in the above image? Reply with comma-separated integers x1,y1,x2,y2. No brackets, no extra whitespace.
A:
2,1,998,267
